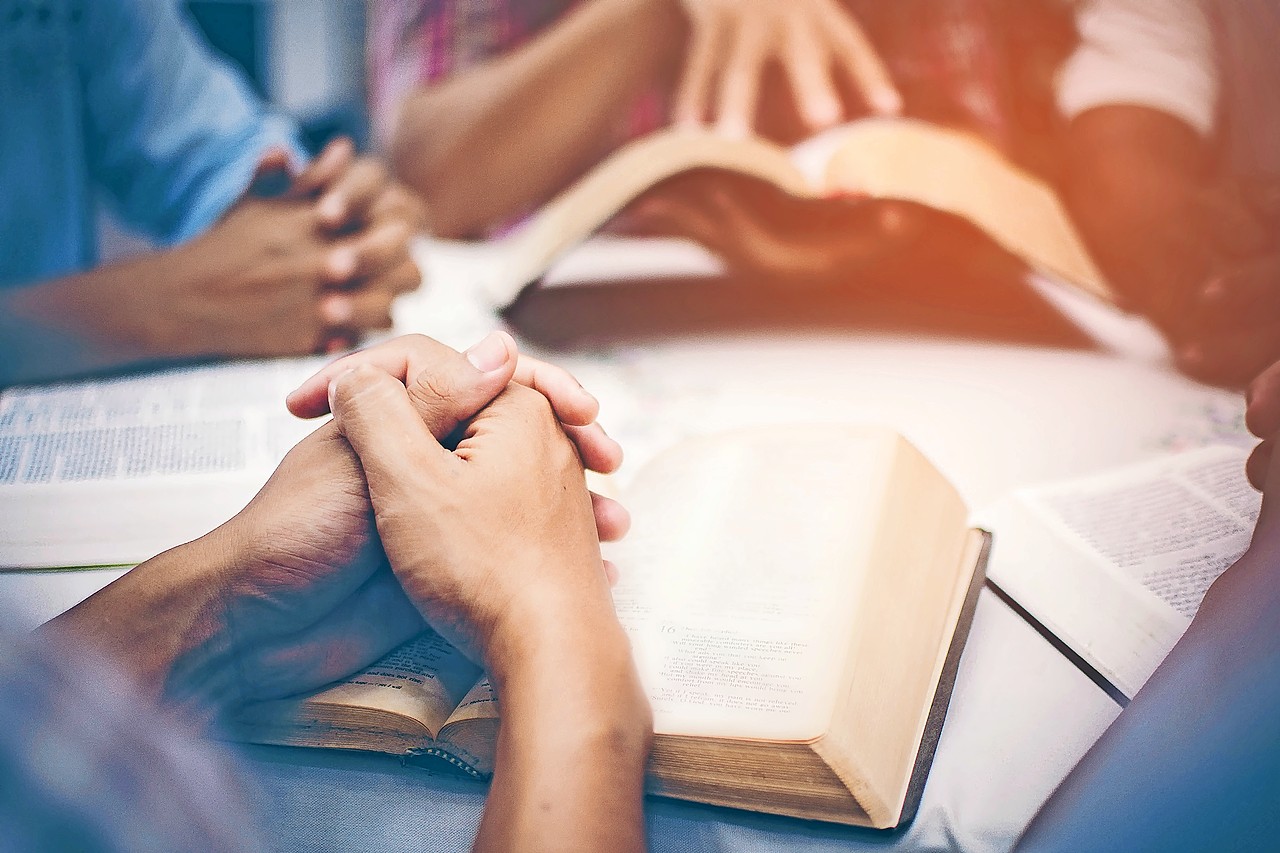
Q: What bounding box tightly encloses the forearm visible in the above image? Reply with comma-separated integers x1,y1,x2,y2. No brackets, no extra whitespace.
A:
390,0,686,238
38,532,237,718
1016,549,1280,851
0,247,198,386
478,607,652,853
1062,106,1214,330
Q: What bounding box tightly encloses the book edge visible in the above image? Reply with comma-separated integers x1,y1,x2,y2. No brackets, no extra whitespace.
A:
892,528,992,830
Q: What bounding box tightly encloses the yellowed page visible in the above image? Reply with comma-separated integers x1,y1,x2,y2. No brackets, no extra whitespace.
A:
480,118,1109,309
436,677,500,775
816,119,1111,302
240,630,482,739
810,438,972,827
605,425,901,743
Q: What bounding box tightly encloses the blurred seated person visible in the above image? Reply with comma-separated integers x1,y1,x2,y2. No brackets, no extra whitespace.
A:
373,0,1259,369
1071,0,1280,388
0,0,425,388
26,332,647,852
367,0,901,239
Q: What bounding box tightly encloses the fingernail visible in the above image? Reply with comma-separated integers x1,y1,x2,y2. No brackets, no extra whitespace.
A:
465,331,510,373
872,88,904,115
319,193,345,224
807,96,841,127
328,248,357,280
321,294,354,325
327,367,357,413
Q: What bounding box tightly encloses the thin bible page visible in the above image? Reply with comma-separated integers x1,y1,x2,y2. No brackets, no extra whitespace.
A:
244,631,482,741
0,357,324,568
606,426,891,741
983,445,1255,698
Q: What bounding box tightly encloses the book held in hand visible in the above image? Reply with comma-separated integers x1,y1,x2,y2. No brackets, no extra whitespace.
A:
233,425,989,830
465,118,1112,309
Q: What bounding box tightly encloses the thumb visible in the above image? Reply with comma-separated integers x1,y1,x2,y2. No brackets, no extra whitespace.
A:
328,365,452,488
404,331,519,440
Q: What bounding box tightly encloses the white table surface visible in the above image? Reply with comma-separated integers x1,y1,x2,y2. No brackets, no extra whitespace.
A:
2,240,1255,851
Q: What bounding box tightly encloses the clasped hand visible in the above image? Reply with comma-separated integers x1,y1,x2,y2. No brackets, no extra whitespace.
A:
45,333,628,715
152,138,427,359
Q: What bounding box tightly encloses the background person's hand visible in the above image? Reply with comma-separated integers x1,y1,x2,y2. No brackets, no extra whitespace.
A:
281,138,428,350
1246,358,1280,490
673,0,901,137
618,171,925,284
1170,180,1280,388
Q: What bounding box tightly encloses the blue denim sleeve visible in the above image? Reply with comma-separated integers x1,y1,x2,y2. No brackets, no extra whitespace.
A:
80,0,308,245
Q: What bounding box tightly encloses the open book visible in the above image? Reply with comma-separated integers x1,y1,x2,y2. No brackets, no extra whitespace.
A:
0,358,323,569
233,425,989,829
464,118,1111,308
979,445,1258,702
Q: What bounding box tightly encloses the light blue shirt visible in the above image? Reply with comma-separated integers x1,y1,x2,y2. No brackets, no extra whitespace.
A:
0,0,306,289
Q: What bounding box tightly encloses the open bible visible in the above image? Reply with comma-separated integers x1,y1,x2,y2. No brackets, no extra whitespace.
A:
233,425,989,829
980,445,1258,702
466,118,1111,308
0,358,324,569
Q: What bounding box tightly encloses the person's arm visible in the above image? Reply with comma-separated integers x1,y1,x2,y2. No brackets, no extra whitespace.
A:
388,0,686,238
0,188,421,387
1062,104,1215,331
1055,0,1265,380
328,363,651,852
477,608,651,852
40,333,628,714
81,0,306,244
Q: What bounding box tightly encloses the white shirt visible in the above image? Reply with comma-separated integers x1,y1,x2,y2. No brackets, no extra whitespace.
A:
1057,0,1218,136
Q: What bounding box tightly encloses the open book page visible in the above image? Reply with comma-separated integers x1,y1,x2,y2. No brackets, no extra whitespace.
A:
980,446,1256,699
605,426,898,742
471,118,1108,309
0,358,325,568
816,120,1110,302
240,631,482,743
436,678,500,775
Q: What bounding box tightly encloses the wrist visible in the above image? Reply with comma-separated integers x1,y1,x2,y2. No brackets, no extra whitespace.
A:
487,590,652,735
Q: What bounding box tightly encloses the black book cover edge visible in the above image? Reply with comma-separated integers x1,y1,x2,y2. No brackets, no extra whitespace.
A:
402,529,995,829
892,527,992,830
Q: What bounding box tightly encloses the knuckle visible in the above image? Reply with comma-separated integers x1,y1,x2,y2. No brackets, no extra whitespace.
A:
408,366,461,410
331,363,389,408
